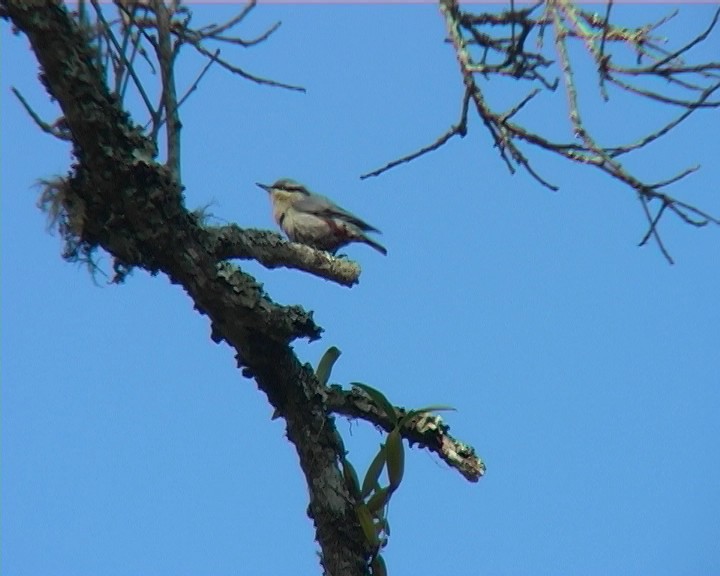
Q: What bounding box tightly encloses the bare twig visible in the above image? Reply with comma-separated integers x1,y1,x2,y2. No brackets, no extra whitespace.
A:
188,41,305,92
360,89,470,179
196,0,255,38
367,0,719,261
596,0,612,100
152,0,182,181
90,0,158,124
212,21,281,47
637,196,673,262
610,82,720,158
194,0,282,47
501,87,541,121
650,165,700,190
651,6,720,72
11,88,72,141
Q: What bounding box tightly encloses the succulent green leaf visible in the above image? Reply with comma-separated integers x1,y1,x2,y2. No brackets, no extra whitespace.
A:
385,428,405,491
411,404,456,415
342,458,361,500
399,405,456,428
361,445,387,499
315,346,341,386
374,516,388,536
371,554,388,576
367,486,391,515
352,383,398,425
356,504,379,547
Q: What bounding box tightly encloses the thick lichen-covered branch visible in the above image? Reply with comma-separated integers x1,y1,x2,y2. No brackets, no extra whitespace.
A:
326,386,485,483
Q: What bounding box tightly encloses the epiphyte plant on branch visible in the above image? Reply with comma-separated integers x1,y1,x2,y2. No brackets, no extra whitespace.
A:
362,0,720,264
257,178,388,256
315,346,475,576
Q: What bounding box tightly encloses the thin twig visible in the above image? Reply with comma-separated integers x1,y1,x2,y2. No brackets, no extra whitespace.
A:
12,87,72,141
212,21,281,47
597,0,612,100
360,89,470,180
610,76,720,108
189,41,305,92
197,0,255,38
638,199,669,248
90,0,157,123
501,87,541,121
651,6,720,71
153,0,182,181
637,195,674,263
150,48,218,133
650,165,699,190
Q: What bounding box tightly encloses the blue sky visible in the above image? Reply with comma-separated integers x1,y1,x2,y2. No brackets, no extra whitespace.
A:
2,4,719,575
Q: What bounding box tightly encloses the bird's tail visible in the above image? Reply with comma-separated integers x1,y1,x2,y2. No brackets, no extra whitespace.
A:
361,234,388,256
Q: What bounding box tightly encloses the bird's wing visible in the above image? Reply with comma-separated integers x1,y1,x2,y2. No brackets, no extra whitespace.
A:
292,195,381,233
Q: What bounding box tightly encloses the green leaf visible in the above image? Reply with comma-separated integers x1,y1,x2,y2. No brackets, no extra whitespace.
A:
371,554,388,576
315,346,341,386
410,404,456,415
385,428,405,491
367,486,392,515
399,405,456,428
342,458,361,500
374,516,388,536
352,382,398,425
361,445,387,499
356,504,379,547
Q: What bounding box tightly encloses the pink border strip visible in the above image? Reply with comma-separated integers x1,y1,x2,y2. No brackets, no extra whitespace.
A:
79,1,720,5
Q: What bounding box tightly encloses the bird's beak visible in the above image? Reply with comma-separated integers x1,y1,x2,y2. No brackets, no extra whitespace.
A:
256,182,271,193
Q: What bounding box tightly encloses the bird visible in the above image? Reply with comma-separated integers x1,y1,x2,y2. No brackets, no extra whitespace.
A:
256,178,387,256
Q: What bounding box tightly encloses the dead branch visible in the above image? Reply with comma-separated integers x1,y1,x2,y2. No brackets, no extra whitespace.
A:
365,0,720,262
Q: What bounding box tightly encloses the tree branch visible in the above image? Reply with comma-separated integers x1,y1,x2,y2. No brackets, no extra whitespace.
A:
11,86,72,140
326,386,485,483
1,2,368,573
152,0,182,180
207,225,364,288
367,0,719,261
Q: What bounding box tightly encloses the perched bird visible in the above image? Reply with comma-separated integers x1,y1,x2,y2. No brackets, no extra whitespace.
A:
257,178,387,256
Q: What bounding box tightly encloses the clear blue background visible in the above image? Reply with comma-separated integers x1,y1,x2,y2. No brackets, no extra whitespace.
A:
2,4,719,575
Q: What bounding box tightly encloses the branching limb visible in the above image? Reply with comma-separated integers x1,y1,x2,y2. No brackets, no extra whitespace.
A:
326,386,485,483
207,225,363,288
367,0,719,262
